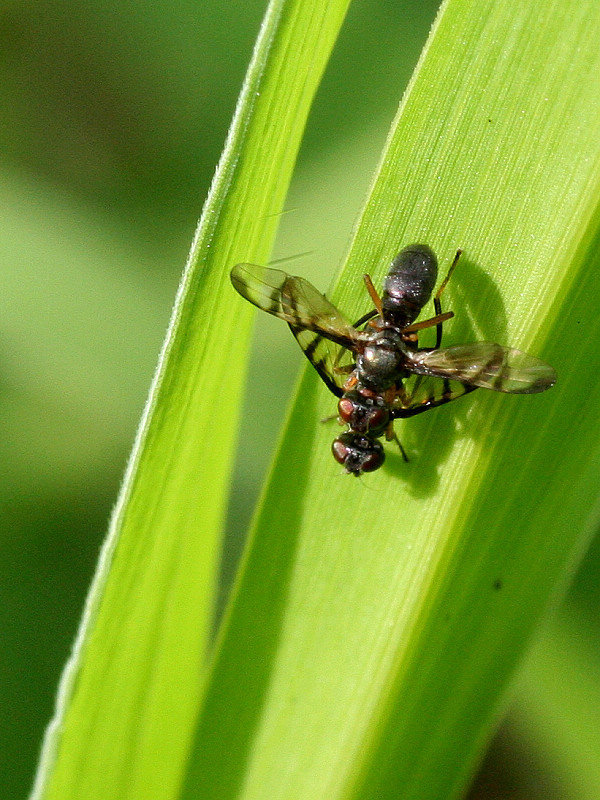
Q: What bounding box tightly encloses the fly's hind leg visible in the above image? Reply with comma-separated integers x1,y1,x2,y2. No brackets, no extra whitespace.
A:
432,248,462,349
386,421,409,463
404,249,462,348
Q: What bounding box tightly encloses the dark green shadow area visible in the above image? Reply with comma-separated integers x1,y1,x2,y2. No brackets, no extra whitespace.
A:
180,373,319,800
0,477,121,800
385,251,509,497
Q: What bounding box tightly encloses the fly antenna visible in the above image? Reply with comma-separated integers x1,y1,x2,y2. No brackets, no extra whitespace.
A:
269,251,314,266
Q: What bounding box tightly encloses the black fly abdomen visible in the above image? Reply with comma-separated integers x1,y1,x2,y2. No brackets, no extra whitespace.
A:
382,244,438,327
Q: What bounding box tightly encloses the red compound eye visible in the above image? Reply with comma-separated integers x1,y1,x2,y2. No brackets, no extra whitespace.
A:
337,397,355,424
366,407,389,433
331,437,350,466
359,449,385,472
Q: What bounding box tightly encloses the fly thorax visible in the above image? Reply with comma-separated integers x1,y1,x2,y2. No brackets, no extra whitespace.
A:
357,330,407,391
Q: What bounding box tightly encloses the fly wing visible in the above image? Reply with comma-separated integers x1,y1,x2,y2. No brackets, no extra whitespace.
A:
289,326,355,397
391,374,477,419
407,342,557,394
231,263,360,396
231,264,358,346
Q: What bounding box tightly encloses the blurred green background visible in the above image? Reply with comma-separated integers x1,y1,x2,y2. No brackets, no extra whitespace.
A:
0,1,597,798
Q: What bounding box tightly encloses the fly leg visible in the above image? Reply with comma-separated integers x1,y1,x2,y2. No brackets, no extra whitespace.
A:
432,248,462,349
402,249,462,350
384,386,409,462
385,422,409,463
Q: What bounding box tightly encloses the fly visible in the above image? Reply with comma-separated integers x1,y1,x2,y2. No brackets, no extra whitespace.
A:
231,244,556,475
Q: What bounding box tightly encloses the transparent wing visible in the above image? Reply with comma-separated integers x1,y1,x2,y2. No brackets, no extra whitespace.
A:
391,374,477,419
290,327,356,396
231,263,360,396
407,342,557,394
231,264,359,346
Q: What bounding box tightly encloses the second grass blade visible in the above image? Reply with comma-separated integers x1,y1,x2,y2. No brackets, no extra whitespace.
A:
183,0,600,798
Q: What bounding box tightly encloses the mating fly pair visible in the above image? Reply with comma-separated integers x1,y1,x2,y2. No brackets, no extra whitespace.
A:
231,245,556,475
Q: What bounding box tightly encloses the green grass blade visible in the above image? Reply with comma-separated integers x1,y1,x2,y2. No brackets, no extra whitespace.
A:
29,1,351,798
184,1,600,798
513,606,600,799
